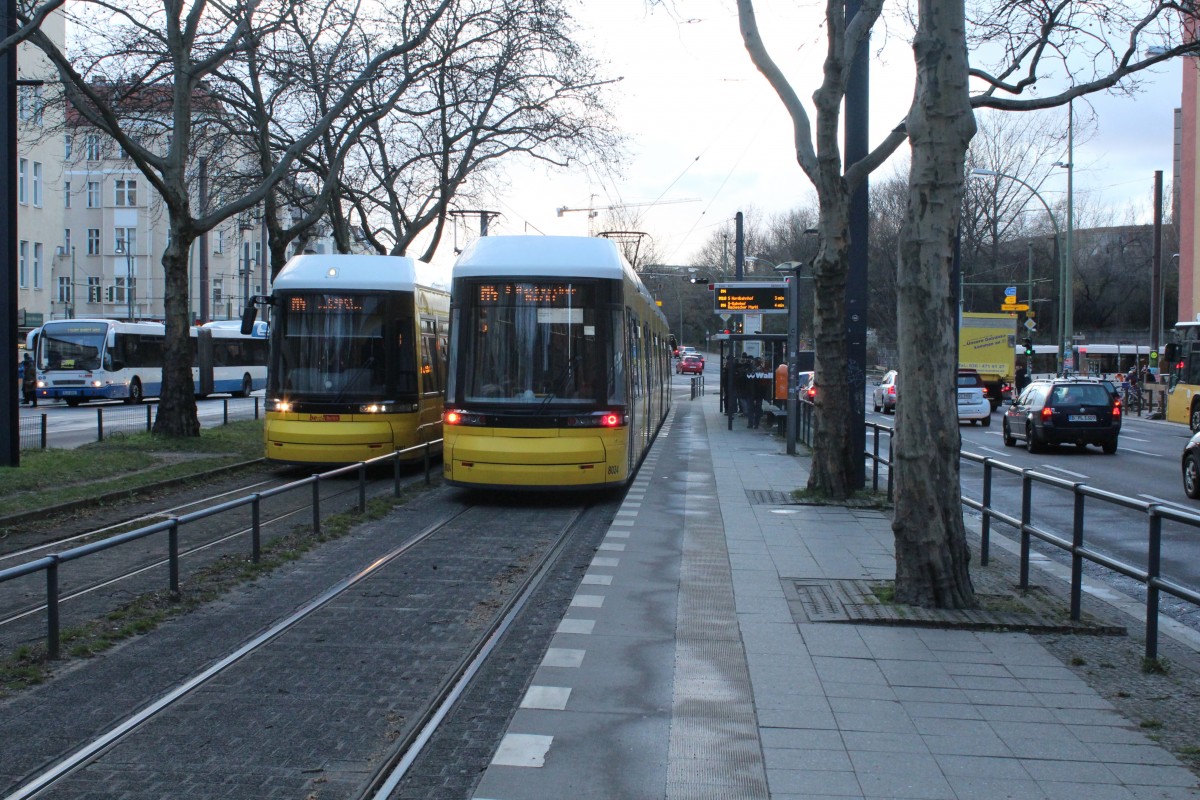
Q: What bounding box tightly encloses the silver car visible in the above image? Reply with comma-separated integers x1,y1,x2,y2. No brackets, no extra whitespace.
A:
957,371,992,426
872,370,898,414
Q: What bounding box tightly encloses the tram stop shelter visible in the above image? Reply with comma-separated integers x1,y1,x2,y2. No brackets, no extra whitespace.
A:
712,333,813,430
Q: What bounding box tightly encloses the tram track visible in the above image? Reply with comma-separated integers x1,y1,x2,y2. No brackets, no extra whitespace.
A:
1,490,614,799
0,464,434,653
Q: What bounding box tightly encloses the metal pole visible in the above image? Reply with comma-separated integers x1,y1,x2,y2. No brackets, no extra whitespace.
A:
785,268,799,455
70,246,76,318
1063,100,1075,372
1152,171,1163,367
1,0,18,468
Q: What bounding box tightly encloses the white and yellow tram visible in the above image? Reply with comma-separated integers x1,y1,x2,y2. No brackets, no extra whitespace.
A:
247,254,450,465
442,236,672,490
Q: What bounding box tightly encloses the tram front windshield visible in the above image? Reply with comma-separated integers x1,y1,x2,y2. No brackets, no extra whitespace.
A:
462,281,617,405
270,292,416,402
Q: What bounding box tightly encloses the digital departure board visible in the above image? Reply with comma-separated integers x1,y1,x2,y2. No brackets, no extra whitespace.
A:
712,283,789,313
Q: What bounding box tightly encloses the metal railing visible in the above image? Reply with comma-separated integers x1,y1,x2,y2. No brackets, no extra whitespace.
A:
0,440,441,659
961,451,1200,660
18,397,262,450
689,375,705,400
796,405,1199,659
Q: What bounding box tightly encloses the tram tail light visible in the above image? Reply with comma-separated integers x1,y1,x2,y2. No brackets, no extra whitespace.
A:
566,410,627,428
444,409,488,426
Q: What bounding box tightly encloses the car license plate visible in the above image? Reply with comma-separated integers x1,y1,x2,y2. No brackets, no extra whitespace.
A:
1068,414,1096,422
62,390,78,396
957,397,972,405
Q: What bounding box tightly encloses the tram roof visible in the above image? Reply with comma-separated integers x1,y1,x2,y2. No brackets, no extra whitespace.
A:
452,236,638,282
272,254,449,294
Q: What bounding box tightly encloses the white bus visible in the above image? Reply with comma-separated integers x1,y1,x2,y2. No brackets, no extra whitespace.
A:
33,318,268,406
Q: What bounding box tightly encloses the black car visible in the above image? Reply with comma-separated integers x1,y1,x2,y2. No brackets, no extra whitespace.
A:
1002,378,1121,454
1184,432,1200,499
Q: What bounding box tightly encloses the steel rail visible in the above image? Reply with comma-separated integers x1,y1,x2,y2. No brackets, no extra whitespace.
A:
362,505,589,799
1,505,471,800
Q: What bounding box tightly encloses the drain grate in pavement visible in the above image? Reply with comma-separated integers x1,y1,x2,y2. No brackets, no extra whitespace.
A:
746,490,796,506
781,578,1125,633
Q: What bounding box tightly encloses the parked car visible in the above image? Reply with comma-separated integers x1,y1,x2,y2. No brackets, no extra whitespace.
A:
796,371,816,401
678,346,699,360
872,370,898,414
1184,431,1200,499
956,370,992,426
1002,378,1121,454
677,354,705,374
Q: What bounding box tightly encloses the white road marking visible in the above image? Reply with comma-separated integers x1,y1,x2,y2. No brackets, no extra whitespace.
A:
1122,448,1159,457
491,733,554,767
520,686,572,711
1039,464,1090,479
1139,494,1197,512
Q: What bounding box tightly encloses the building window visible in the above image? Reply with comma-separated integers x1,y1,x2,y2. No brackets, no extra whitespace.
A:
64,180,71,208
214,229,224,254
18,240,27,288
88,276,101,302
17,158,26,204
32,162,42,207
85,133,102,161
33,242,42,289
58,276,71,304
212,279,223,306
114,178,137,207
64,133,72,159
116,275,130,304
63,229,71,255
115,227,136,254
87,228,100,256
18,85,43,125
87,181,101,208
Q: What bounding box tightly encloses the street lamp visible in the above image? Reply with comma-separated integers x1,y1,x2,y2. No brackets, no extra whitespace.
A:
114,235,134,322
969,168,1065,373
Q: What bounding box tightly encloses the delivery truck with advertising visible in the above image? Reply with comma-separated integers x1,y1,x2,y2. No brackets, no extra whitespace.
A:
959,312,1016,409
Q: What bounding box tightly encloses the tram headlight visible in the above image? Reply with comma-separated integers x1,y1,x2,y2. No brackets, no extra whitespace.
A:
358,402,394,414
271,399,293,412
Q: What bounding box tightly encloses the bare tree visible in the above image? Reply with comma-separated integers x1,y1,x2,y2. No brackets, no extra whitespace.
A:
22,0,452,436
733,0,1199,607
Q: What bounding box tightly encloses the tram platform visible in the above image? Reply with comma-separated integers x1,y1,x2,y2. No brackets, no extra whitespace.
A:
471,382,1200,799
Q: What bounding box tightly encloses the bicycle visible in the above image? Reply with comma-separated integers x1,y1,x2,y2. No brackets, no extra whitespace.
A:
1121,381,1142,412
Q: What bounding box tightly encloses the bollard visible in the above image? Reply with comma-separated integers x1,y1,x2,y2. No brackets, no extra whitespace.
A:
1070,489,1085,621
40,413,47,449
251,494,262,563
97,407,104,441
980,460,992,565
394,451,402,498
424,443,432,486
146,403,153,432
358,463,367,513
312,476,321,536
254,397,260,420
1146,508,1163,661
168,517,181,598
223,398,230,425
47,557,60,660
1019,475,1033,590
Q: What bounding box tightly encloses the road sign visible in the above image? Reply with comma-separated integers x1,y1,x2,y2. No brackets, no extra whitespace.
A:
1026,310,1035,318
1024,319,1036,331
1004,286,1017,297
1001,303,1029,311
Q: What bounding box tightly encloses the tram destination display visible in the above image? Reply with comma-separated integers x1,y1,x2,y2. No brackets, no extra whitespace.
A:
712,282,789,313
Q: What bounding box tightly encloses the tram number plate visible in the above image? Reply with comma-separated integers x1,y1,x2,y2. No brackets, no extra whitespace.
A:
1068,414,1096,422
309,414,341,421
62,390,78,396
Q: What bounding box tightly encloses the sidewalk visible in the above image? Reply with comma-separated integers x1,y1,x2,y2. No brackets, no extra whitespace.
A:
471,387,1200,799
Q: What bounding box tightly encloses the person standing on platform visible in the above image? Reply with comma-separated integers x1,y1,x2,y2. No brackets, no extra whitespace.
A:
21,352,36,407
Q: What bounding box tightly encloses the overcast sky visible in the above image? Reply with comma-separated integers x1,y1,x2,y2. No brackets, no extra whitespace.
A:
435,0,1183,268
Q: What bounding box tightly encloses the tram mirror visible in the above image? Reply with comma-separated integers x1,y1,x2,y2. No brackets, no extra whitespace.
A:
240,303,259,336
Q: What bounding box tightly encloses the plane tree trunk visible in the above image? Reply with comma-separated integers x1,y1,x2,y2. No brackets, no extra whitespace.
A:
892,0,978,607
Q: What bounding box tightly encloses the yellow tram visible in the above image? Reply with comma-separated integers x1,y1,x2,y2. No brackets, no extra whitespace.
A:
442,236,672,490
245,254,450,465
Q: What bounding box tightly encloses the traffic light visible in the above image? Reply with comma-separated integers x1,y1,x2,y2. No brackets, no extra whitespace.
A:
689,275,709,285
1023,337,1033,357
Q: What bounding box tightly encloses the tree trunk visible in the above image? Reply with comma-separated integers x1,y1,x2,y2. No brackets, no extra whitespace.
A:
154,228,201,438
893,0,977,607
807,204,857,500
